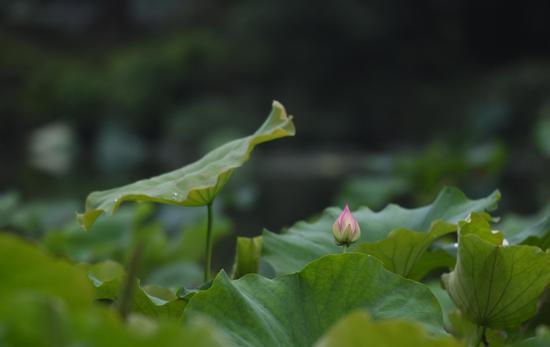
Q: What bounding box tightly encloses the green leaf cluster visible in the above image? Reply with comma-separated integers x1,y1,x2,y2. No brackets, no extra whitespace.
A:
78,100,295,230
3,101,550,347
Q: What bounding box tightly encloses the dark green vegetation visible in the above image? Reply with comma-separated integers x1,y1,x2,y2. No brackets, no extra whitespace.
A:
1,104,549,346
3,1,550,229
2,3,550,345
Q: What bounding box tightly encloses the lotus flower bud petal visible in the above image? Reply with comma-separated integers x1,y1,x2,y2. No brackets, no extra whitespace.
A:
332,204,361,246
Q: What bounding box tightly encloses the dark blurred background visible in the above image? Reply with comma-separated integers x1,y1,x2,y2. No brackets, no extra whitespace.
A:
1,0,549,285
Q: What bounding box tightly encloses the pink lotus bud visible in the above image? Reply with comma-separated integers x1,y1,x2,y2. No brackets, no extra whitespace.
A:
332,204,361,246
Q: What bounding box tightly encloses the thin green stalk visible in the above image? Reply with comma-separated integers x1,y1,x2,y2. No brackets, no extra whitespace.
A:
118,240,144,320
204,202,214,282
481,326,489,346
342,245,348,254
475,325,489,347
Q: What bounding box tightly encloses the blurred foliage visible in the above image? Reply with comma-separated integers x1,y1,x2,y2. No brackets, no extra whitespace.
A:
0,233,231,347
0,193,233,288
336,142,507,209
1,0,550,223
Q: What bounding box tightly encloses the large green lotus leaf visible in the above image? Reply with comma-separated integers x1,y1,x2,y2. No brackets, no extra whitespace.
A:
507,215,550,250
314,311,464,347
262,187,500,275
78,101,295,230
442,233,550,329
183,254,446,347
428,281,491,346
429,280,512,346
407,248,456,281
427,281,458,331
0,232,94,309
355,221,456,279
458,211,504,245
